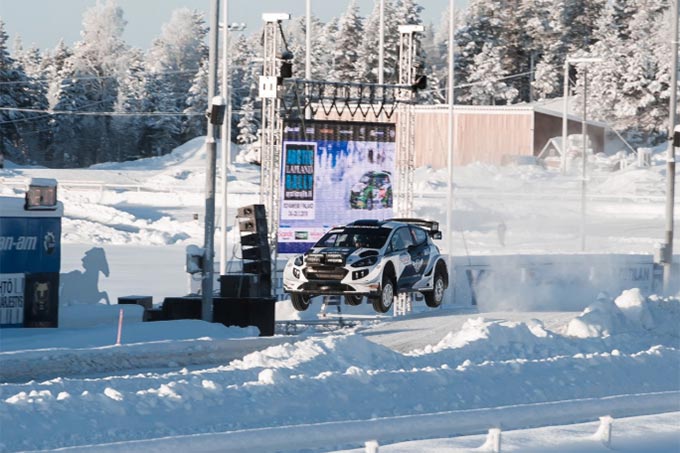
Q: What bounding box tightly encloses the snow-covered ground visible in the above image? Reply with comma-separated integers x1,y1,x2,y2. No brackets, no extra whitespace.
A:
0,138,678,452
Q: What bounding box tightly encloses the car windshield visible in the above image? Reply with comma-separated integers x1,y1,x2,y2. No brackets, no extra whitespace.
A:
359,174,371,184
316,227,390,249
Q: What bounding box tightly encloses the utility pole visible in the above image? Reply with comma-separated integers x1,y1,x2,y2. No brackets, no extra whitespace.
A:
201,0,221,322
379,0,385,85
662,0,678,292
446,0,455,304
219,0,229,277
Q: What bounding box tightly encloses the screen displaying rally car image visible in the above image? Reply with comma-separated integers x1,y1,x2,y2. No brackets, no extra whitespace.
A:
278,120,396,254
349,170,393,210
283,218,448,314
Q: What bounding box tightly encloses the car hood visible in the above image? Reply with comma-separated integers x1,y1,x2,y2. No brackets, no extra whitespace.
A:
351,181,368,192
306,246,379,264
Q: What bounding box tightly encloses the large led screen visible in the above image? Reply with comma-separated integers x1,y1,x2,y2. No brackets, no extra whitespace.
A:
278,120,396,254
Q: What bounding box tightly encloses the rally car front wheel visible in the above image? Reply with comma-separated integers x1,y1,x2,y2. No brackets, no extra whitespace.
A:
424,269,446,308
291,293,311,311
370,272,395,313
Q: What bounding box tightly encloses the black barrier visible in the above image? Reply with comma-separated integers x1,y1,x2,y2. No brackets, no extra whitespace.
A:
213,297,275,336
152,295,275,336
118,295,153,310
162,297,202,320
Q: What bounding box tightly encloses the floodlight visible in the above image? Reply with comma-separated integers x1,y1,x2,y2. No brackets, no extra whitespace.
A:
262,13,290,22
398,25,424,33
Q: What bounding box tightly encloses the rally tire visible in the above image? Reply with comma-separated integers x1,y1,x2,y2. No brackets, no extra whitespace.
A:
371,272,395,313
291,294,311,311
424,269,446,308
345,294,363,306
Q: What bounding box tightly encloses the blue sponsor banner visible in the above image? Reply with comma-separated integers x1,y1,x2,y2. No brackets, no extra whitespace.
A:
278,120,396,254
0,217,61,274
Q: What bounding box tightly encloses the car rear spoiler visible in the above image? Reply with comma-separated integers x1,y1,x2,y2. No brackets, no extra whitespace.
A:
388,218,443,239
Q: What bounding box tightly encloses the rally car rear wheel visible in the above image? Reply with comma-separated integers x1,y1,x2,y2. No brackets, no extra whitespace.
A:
345,294,363,306
291,294,311,311
371,273,395,313
424,269,446,308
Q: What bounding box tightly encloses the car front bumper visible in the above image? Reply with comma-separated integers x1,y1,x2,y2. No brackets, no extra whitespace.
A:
283,261,383,296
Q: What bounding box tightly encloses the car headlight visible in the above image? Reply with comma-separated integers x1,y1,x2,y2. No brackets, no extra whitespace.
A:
351,255,378,268
294,255,304,266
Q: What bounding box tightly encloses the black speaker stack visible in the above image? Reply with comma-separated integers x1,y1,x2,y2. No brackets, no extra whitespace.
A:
144,204,276,336
236,204,272,297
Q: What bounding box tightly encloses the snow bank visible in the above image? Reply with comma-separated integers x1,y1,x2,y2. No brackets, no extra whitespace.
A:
566,290,680,339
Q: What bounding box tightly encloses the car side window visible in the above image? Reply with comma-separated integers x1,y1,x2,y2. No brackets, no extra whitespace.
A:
389,230,404,252
411,227,427,245
390,227,413,252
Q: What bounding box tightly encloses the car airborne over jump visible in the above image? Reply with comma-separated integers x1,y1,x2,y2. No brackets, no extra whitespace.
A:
349,170,393,210
283,218,448,314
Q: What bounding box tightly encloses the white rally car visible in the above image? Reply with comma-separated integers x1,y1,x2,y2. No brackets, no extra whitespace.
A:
283,219,448,313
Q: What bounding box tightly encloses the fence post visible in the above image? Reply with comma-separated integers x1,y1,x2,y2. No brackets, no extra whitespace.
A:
115,308,124,346
365,440,379,453
484,428,501,453
596,415,613,448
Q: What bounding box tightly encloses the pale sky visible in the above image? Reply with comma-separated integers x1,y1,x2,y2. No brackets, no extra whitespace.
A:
1,0,467,51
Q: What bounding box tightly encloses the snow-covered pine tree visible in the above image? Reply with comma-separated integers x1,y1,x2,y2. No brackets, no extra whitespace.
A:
44,40,73,108
113,48,147,161
356,0,396,84
146,8,208,147
318,18,339,79
11,39,51,164
237,97,258,145
464,41,518,104
586,0,672,145
0,21,32,164
453,0,495,103
329,0,364,82
50,0,131,166
584,0,637,125
184,60,208,143
610,0,671,143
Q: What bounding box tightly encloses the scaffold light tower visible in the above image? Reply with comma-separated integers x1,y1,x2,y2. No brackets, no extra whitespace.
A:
259,13,290,260
396,24,424,218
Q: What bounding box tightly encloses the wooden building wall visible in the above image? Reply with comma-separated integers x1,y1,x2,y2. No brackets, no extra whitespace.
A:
312,105,607,170
414,106,535,168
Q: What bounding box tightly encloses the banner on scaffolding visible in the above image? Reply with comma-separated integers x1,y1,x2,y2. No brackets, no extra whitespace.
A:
278,120,396,254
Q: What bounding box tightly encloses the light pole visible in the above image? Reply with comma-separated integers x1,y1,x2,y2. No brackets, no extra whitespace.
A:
561,57,602,175
661,0,678,293
219,14,246,277
379,0,385,85
202,0,221,322
560,57,602,252
446,0,455,304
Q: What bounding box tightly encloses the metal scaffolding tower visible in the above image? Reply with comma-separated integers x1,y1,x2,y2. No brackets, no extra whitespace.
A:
396,25,424,218
258,18,424,291
259,14,290,264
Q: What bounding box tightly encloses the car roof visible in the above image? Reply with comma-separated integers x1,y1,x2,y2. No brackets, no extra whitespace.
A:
363,170,391,176
347,218,438,231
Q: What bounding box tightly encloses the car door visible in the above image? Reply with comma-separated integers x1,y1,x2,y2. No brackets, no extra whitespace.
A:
389,227,415,290
408,226,431,282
